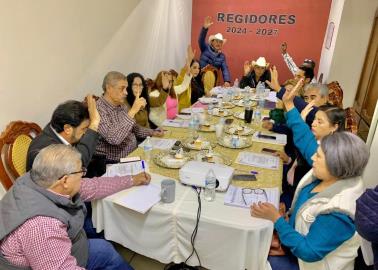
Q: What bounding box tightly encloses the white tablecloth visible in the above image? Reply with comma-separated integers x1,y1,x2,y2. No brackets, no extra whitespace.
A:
92,173,273,270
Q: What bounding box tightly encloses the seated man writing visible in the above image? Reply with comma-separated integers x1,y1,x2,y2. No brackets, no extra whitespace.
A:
96,71,163,163
26,95,100,171
0,144,150,269
199,16,231,95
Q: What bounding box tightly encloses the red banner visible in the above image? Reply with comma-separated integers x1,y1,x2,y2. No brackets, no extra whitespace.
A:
191,0,332,83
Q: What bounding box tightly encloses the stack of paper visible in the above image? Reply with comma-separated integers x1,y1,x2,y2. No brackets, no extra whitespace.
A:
252,131,287,145
181,107,204,114
138,137,177,150
162,119,189,128
113,184,161,214
198,97,219,104
104,161,149,177
235,152,280,170
265,91,278,102
224,185,280,209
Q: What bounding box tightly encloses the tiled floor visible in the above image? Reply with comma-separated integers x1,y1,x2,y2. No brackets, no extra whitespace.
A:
114,243,207,270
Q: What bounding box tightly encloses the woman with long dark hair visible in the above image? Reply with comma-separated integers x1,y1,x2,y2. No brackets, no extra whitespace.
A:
174,45,204,111
126,73,150,128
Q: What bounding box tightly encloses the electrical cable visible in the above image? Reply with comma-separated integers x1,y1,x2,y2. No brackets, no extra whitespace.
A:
164,186,202,270
184,187,202,267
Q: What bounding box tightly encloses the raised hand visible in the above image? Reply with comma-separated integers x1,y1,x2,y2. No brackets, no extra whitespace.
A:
185,45,196,74
243,60,252,76
265,66,280,91
162,72,170,90
203,16,213,29
86,94,100,131
281,42,287,54
301,100,316,121
282,78,304,111
187,45,195,63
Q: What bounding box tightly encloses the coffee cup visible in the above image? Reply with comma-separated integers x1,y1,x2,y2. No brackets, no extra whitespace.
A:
161,179,176,203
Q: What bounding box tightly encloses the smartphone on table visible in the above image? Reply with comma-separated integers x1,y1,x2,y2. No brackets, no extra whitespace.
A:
261,147,277,155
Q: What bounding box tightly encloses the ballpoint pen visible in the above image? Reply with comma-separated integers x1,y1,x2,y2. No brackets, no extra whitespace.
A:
236,169,259,175
141,160,147,179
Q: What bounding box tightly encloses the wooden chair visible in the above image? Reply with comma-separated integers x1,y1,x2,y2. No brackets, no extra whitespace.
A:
326,81,358,134
201,64,221,96
0,121,42,190
345,107,358,135
327,81,344,108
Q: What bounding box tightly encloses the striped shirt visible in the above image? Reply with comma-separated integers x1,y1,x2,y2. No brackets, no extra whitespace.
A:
282,53,317,83
0,176,134,270
96,96,153,161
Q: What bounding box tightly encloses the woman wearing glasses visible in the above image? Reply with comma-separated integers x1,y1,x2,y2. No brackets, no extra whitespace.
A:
252,131,369,270
126,73,150,128
251,79,368,270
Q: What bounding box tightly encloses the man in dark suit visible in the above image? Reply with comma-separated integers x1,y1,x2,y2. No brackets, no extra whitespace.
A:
26,95,100,171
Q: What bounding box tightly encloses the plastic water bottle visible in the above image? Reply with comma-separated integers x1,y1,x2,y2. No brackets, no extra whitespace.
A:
204,169,217,201
256,82,265,99
208,102,214,114
143,136,153,163
189,114,198,139
254,106,262,125
193,113,200,130
233,78,239,88
189,116,195,138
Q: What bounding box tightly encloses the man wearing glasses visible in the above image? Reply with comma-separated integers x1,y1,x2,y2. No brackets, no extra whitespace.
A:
0,144,150,270
96,71,164,163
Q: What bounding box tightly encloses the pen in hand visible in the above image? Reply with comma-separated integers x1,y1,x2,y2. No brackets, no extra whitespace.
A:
141,160,147,179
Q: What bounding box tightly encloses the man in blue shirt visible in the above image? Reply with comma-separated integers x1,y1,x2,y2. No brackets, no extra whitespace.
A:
198,16,231,96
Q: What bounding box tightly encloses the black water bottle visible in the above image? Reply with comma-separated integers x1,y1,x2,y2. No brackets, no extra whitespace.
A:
244,105,253,123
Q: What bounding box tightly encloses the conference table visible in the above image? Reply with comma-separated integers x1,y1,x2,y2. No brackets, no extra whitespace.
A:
92,99,284,270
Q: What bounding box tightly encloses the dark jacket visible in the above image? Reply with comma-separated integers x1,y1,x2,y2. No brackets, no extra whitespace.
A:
191,76,205,105
276,86,317,126
239,70,271,89
355,186,378,268
26,124,99,171
0,173,88,269
198,27,231,82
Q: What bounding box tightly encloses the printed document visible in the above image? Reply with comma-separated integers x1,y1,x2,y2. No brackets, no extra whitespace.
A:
113,184,161,214
139,137,177,150
236,152,280,170
104,161,149,177
224,185,280,209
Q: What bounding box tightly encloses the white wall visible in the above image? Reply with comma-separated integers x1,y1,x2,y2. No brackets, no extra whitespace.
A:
0,0,192,131
318,0,378,108
0,0,140,130
317,0,345,83
75,0,192,96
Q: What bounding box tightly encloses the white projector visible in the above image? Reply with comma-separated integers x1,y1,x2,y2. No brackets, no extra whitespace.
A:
179,161,234,191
